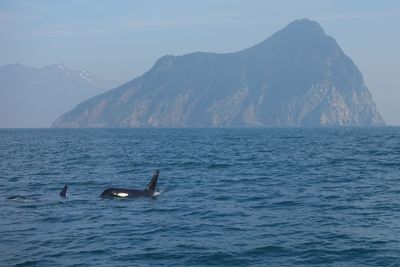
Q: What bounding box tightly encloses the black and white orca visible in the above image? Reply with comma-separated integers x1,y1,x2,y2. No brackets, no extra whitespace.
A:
60,185,68,197
7,185,68,201
100,170,160,199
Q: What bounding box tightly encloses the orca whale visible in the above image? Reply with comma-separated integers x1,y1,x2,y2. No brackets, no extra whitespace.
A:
101,170,160,199
7,185,67,201
60,185,68,197
7,195,31,201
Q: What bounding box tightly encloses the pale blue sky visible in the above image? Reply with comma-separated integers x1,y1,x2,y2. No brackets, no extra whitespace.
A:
1,0,399,124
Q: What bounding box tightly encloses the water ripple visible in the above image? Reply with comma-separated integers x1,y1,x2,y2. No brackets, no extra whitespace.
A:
1,127,400,266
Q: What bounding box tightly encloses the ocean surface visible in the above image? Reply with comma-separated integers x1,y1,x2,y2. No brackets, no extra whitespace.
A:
1,128,400,266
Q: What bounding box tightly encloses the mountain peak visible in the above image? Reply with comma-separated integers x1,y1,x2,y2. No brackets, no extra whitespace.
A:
56,63,67,70
275,18,326,39
1,62,26,71
43,63,70,71
248,18,330,55
287,18,324,31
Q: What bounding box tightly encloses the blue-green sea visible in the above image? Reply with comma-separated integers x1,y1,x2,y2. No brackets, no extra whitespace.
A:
1,128,400,266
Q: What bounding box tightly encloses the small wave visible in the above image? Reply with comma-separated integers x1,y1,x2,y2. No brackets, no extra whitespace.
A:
246,245,293,256
153,190,164,197
15,259,55,266
207,163,233,169
270,200,299,207
298,247,380,264
187,251,247,266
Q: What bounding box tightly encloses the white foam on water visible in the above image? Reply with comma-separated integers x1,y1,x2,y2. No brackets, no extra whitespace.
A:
153,190,163,197
7,196,32,202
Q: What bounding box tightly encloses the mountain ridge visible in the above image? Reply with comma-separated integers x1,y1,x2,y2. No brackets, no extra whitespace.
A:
52,19,385,128
0,63,119,128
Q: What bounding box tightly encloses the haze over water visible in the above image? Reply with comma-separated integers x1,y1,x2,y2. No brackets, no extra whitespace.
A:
1,128,400,266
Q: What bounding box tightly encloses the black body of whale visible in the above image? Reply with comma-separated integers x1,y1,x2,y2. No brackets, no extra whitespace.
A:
7,185,67,201
101,170,159,199
60,185,68,197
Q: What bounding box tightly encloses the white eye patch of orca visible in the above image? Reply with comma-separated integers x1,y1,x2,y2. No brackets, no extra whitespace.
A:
113,192,129,197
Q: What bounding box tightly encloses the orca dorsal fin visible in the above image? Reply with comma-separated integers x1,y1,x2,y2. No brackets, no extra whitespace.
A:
60,185,68,197
145,170,159,192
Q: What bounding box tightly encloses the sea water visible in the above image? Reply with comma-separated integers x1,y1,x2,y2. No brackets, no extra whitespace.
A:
1,128,400,266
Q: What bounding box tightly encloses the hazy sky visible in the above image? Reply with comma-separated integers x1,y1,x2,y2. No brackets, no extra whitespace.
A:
1,0,399,125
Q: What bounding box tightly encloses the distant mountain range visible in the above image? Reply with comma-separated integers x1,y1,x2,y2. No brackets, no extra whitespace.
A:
0,63,118,128
53,19,383,127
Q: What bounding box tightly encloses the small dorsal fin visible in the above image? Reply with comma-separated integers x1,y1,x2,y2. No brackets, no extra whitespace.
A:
145,170,159,192
60,185,68,197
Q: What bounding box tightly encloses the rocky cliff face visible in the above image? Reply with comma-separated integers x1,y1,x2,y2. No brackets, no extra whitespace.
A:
53,19,385,128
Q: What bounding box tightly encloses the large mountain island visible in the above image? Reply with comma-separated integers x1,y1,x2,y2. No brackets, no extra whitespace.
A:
53,19,384,128
0,63,118,128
